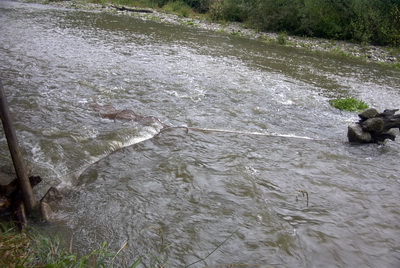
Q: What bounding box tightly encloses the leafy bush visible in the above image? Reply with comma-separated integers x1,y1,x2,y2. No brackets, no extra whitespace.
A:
149,0,170,7
209,0,225,20
217,0,250,22
388,5,400,47
148,0,211,12
184,0,211,12
251,0,302,33
103,0,399,46
164,0,192,17
216,0,400,47
277,32,288,45
329,97,369,112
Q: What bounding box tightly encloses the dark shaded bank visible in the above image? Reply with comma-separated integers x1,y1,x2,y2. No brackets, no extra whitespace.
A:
35,0,399,67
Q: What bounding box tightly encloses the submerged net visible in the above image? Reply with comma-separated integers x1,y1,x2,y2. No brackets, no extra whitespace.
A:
58,102,333,187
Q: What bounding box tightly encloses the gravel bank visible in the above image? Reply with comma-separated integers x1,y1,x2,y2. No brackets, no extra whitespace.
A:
39,0,399,66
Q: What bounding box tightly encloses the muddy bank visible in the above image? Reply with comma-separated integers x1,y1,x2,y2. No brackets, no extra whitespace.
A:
27,0,400,65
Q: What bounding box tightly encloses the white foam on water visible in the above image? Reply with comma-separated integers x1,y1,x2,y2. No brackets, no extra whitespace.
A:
185,127,315,140
58,126,162,188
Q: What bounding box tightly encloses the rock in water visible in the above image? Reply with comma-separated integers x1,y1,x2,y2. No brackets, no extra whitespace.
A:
358,108,379,120
39,187,62,222
362,118,384,132
348,124,372,143
348,108,400,143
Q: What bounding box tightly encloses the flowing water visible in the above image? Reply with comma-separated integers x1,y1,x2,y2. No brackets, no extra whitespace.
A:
1,1,400,267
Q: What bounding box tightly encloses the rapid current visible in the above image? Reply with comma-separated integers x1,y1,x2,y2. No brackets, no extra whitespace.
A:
1,1,399,267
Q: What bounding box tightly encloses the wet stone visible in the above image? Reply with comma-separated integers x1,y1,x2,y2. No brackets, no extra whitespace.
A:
349,108,400,143
348,124,372,143
358,108,379,120
362,118,384,132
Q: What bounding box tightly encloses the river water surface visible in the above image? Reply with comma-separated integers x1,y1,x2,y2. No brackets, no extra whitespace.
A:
1,1,400,267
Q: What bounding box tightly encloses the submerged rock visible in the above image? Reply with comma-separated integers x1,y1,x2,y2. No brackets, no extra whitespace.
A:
40,187,62,222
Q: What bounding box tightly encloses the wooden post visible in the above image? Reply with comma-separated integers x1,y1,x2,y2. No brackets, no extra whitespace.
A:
0,79,36,214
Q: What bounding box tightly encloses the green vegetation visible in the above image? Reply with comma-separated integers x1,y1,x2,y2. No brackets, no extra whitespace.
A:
0,221,140,267
277,32,288,45
94,0,400,48
163,0,193,17
214,0,400,47
0,154,11,161
150,0,211,13
329,97,369,112
0,220,238,267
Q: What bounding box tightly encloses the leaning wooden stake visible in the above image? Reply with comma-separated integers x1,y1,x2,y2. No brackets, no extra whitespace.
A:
0,79,36,214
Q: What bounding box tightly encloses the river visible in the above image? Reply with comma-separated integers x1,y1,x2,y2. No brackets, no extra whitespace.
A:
0,1,399,267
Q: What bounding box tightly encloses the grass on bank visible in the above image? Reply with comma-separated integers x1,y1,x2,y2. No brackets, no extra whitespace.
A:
0,221,140,267
1,218,240,267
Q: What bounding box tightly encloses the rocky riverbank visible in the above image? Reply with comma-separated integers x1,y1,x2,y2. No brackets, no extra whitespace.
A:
36,0,399,66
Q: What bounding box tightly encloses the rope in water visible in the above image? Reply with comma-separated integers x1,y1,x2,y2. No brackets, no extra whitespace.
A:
90,103,344,143
160,125,345,143
62,105,348,185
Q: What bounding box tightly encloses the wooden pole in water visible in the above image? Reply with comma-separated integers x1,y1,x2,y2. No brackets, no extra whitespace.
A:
0,79,36,214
